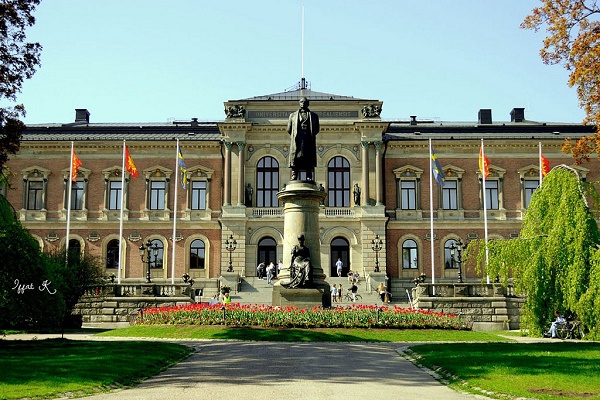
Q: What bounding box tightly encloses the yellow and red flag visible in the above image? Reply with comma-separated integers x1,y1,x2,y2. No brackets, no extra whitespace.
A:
71,148,82,181
125,145,138,178
479,143,490,178
541,154,550,177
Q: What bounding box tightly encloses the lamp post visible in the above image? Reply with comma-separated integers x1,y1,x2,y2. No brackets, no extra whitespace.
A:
450,239,464,283
225,234,237,272
371,234,383,272
139,240,159,283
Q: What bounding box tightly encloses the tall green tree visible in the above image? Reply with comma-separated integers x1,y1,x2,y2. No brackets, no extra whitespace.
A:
468,166,600,338
0,0,42,169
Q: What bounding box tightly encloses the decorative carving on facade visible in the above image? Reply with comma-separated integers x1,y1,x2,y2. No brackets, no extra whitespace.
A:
224,104,246,119
361,103,382,118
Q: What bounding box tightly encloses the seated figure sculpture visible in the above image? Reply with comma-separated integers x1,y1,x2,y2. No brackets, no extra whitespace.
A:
282,234,312,288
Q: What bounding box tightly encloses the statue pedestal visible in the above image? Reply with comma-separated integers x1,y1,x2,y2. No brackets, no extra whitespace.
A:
272,181,330,307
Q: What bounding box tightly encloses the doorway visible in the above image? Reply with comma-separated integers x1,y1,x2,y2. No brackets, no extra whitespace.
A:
330,237,349,277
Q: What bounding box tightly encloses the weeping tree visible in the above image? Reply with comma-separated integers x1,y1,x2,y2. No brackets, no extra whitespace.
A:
466,166,600,338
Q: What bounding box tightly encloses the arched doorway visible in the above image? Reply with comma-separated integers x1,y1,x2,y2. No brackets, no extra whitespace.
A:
257,237,277,276
330,237,349,277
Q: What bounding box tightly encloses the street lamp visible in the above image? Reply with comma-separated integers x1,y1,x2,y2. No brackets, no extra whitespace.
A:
225,234,237,272
449,238,464,283
139,240,159,283
371,234,383,272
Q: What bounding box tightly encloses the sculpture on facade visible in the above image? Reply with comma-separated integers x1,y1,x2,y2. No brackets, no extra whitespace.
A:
224,104,246,119
353,183,361,206
287,97,320,181
361,103,382,118
245,183,253,206
282,234,312,288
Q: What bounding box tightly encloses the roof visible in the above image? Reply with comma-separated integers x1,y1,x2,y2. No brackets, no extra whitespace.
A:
235,88,375,102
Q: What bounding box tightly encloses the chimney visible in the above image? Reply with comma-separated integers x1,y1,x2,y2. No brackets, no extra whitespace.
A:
410,115,417,125
510,108,525,123
478,109,492,124
75,109,90,123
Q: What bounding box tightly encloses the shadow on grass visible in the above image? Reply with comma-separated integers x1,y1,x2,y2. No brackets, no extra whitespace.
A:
210,327,380,342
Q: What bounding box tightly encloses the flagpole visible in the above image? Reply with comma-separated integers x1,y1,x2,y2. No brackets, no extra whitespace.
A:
428,138,436,287
65,141,75,265
481,139,490,283
539,142,543,187
118,140,126,285
171,139,180,285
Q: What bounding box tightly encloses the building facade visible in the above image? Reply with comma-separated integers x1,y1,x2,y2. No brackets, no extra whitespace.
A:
3,89,598,295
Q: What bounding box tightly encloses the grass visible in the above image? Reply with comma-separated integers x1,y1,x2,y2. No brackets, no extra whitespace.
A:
409,341,600,400
0,339,193,399
99,324,510,342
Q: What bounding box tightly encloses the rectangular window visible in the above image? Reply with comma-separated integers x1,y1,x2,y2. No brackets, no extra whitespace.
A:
149,181,165,210
108,181,122,210
191,181,207,210
400,180,416,210
442,180,458,210
485,180,499,210
27,181,44,210
70,181,84,210
402,248,418,269
524,180,538,208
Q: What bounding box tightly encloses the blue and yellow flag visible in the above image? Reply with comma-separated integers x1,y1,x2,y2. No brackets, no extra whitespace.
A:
178,145,187,189
430,146,445,186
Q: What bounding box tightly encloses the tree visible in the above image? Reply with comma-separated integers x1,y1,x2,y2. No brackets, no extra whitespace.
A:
0,0,42,169
466,166,600,338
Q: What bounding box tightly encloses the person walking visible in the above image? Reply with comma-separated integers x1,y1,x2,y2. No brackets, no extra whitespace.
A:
257,261,265,280
336,258,343,277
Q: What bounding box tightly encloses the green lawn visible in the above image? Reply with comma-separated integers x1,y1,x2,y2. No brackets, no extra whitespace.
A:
409,341,600,400
0,339,193,399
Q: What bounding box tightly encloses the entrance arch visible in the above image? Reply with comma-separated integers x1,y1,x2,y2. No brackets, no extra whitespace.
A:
330,236,349,277
257,237,277,276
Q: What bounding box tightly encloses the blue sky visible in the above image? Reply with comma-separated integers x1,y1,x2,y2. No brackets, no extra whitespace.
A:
17,0,585,125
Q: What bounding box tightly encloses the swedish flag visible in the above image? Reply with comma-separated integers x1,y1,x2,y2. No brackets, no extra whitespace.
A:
178,145,187,189
430,146,445,186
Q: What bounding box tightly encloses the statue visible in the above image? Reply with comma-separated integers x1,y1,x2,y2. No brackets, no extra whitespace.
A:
353,183,361,206
245,183,253,206
282,234,312,288
287,97,320,181
224,104,246,119
361,103,382,118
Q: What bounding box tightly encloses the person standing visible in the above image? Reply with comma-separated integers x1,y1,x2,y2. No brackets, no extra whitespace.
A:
351,282,358,302
336,258,343,277
287,97,320,181
266,262,274,284
257,261,265,280
331,284,338,303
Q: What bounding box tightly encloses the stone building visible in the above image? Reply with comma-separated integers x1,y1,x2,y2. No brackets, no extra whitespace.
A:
2,88,598,298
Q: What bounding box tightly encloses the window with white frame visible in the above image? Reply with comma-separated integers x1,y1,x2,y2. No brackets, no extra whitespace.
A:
442,180,458,210
108,180,122,210
444,239,459,269
524,179,539,208
327,156,350,207
21,167,50,211
149,180,166,210
484,179,499,210
190,180,207,210
400,180,417,210
150,239,164,269
256,156,279,207
402,239,418,269
190,239,206,269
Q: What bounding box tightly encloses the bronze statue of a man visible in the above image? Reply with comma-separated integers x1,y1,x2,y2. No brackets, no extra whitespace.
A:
287,97,320,181
282,234,312,288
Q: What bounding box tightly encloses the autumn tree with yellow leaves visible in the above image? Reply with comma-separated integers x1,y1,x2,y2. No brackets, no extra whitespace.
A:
522,1,600,162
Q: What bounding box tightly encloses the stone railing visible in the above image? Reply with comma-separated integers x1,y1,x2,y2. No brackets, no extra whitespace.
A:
252,207,283,217
324,207,355,217
413,283,516,298
83,283,194,299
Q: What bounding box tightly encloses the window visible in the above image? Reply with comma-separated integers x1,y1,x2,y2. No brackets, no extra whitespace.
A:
402,239,418,269
327,156,350,207
150,239,164,269
108,181,122,210
68,238,82,260
190,181,207,210
444,239,458,269
524,179,539,209
27,181,44,210
189,239,206,269
442,180,458,210
106,239,119,269
149,180,166,210
69,181,84,210
256,156,279,207
484,180,499,210
401,180,417,210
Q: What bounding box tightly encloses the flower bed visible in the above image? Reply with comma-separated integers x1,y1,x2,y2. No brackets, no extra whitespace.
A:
134,303,469,330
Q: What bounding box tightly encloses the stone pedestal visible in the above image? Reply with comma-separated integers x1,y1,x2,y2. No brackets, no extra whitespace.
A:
272,181,330,307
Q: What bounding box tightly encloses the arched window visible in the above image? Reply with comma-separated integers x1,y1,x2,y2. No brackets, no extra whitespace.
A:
151,239,164,269
256,157,279,207
190,239,206,269
402,239,418,269
327,156,350,207
68,238,81,259
257,237,277,270
106,239,119,269
444,239,458,269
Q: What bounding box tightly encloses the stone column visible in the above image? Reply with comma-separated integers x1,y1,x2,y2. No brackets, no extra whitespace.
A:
374,141,383,206
223,141,232,206
361,141,370,206
236,141,245,207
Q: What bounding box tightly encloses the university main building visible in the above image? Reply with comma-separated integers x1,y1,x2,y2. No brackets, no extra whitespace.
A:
3,87,597,299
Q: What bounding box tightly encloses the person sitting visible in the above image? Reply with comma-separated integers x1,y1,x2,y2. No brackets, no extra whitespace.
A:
546,311,566,338
347,271,354,284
